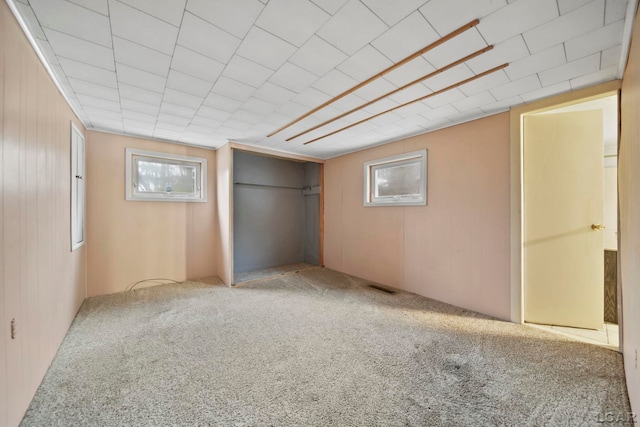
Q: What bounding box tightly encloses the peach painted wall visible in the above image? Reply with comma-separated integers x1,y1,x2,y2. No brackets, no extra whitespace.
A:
325,113,511,320
85,131,217,296
215,143,233,285
0,2,87,425
619,7,640,415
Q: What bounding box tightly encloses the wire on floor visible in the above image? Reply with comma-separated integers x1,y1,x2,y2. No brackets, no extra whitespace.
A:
126,278,181,292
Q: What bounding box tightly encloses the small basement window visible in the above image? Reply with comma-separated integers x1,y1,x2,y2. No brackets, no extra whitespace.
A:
364,149,427,207
126,148,207,202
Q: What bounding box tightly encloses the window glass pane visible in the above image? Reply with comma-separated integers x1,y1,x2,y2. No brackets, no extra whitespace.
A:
373,161,421,198
135,157,198,195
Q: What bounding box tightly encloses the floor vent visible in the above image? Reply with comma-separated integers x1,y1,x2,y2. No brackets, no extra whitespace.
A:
368,284,396,294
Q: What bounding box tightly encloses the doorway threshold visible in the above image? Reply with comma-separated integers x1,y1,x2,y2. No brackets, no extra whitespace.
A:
233,262,318,286
526,322,619,351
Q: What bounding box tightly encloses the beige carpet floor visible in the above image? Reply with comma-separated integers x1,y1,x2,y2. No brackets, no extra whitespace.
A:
20,268,631,426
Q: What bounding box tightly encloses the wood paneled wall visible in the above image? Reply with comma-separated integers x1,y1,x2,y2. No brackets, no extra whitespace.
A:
1,2,87,425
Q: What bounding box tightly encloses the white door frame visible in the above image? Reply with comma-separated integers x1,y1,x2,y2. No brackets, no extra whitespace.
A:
509,81,622,346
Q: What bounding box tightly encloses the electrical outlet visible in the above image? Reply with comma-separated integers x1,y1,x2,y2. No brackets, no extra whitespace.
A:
10,318,16,339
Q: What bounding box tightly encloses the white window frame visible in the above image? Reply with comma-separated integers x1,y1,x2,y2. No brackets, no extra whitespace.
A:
126,148,207,202
71,122,85,251
364,149,427,207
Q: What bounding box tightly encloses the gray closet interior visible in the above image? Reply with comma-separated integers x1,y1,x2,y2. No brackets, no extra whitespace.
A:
233,150,320,279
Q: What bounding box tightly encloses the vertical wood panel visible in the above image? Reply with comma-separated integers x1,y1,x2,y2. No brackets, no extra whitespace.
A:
1,3,87,425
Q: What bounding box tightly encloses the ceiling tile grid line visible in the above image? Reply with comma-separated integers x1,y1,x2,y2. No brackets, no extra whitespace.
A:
7,0,636,158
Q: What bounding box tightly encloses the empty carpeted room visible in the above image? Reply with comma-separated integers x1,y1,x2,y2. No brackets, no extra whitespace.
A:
2,0,640,425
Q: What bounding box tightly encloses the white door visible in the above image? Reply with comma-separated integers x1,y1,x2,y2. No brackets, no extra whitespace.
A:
524,110,604,330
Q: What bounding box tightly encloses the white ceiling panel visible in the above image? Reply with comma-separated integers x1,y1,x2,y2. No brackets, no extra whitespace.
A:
317,0,388,55
44,28,115,71
477,0,558,44
113,36,171,77
419,0,507,36
30,0,112,47
109,0,178,55
186,0,264,39
171,46,224,82
256,0,330,47
12,0,635,158
523,0,605,54
371,11,439,63
118,0,187,26
290,36,348,76
178,12,241,64
116,63,167,93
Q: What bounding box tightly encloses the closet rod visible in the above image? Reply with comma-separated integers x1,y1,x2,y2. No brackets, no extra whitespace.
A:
235,182,312,191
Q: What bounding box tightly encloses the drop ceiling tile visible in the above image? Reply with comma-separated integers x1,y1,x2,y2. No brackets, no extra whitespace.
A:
451,90,496,112
390,100,426,118
203,92,244,112
330,93,367,112
419,0,507,36
163,88,204,109
16,2,45,39
257,0,330,47
310,0,349,14
317,0,388,55
276,101,308,118
289,36,348,76
477,0,558,44
422,28,487,69
538,53,600,86
372,11,440,63
30,0,112,47
421,104,458,120
569,65,618,89
122,109,157,124
253,82,297,105
490,74,541,100
119,82,163,105
480,95,523,112
211,76,257,102
68,78,120,101
605,0,628,24
44,28,115,71
59,57,118,88
157,113,190,126
160,102,197,118
109,0,178,55
187,123,218,134
384,58,436,86
337,45,394,81
91,117,124,131
565,20,625,61
171,46,224,82
117,0,186,26
520,81,572,102
362,0,429,26
236,27,297,71
269,62,319,93
352,78,398,102
83,105,123,121
113,36,171,77
241,98,278,115
559,0,592,14
165,69,212,98
153,129,183,140
459,69,510,96
601,44,622,68
121,98,160,115
424,64,474,92
117,63,167,93
466,35,529,74
230,110,263,125
263,112,294,126
67,0,108,15
177,12,240,64
197,106,232,121
291,87,332,108
123,119,155,133
423,88,466,108
222,119,253,131
186,0,264,39
505,44,566,81
312,69,357,96
222,56,274,88
387,83,432,104
37,40,59,66
76,94,121,112
523,0,604,54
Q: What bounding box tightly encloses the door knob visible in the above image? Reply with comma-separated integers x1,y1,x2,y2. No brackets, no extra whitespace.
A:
591,224,606,230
